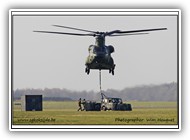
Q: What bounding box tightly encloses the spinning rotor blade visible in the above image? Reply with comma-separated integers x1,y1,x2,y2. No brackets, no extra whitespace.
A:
107,28,167,36
109,32,149,37
33,30,95,36
52,25,98,34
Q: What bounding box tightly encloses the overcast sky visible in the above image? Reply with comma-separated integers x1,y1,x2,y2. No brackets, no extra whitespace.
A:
12,11,178,91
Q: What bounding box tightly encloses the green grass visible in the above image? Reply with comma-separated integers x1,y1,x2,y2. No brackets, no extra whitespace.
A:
12,101,178,125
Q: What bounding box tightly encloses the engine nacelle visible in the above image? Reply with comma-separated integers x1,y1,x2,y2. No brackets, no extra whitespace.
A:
107,45,115,53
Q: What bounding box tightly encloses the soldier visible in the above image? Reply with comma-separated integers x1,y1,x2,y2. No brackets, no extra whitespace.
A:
82,99,86,111
77,98,82,111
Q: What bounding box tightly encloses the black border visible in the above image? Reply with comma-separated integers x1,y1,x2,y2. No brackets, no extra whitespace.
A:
10,9,180,130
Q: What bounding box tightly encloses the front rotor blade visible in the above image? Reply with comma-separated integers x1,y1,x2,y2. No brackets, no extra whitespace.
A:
109,33,149,37
33,30,95,36
52,25,98,34
107,28,167,35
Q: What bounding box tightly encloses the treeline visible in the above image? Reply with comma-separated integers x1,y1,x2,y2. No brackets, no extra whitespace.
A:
106,82,177,101
13,82,177,101
13,88,98,101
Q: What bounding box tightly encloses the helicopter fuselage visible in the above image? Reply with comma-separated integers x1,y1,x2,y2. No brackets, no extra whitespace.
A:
85,35,115,75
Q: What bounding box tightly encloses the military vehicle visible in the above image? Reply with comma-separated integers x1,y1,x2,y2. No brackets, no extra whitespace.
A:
82,92,132,111
34,25,167,75
100,93,132,111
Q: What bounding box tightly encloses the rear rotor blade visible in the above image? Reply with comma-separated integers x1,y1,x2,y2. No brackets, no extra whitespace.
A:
107,28,167,36
109,33,149,37
33,30,95,36
52,25,98,34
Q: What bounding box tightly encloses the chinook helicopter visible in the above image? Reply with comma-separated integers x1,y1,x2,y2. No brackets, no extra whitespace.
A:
34,25,167,75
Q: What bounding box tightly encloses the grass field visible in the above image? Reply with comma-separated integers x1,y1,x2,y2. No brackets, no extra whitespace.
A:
13,101,178,125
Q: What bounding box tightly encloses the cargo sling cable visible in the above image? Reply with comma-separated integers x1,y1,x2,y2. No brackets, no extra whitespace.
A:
99,69,104,100
99,69,102,93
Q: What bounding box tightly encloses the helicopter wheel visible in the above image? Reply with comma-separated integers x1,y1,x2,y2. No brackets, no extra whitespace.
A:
111,65,115,75
111,69,114,75
85,67,90,75
87,69,90,74
109,69,111,73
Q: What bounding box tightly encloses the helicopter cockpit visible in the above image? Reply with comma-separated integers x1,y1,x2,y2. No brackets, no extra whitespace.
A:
88,45,108,55
93,46,108,55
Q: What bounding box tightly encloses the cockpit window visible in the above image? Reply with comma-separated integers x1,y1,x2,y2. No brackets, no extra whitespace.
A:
93,47,107,54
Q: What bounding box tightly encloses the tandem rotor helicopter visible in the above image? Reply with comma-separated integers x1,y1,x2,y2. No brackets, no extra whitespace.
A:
34,25,167,75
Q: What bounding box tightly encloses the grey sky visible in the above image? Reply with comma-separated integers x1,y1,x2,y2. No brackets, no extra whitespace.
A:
13,11,178,91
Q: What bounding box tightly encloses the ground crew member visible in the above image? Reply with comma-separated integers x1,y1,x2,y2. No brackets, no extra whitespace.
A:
82,99,86,111
77,98,82,111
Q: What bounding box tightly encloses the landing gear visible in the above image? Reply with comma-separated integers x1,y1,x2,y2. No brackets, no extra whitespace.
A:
85,67,90,75
111,69,114,75
109,69,114,75
109,64,115,75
